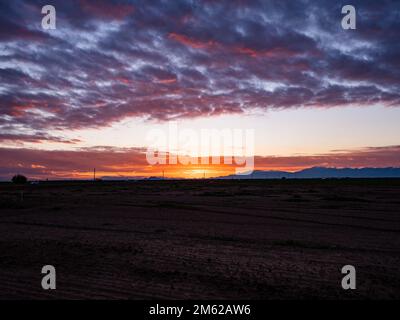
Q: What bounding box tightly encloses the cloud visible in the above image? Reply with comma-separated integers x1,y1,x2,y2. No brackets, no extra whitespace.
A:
0,145,399,180
0,0,400,140
78,0,135,20
0,133,80,144
254,146,400,171
0,146,148,180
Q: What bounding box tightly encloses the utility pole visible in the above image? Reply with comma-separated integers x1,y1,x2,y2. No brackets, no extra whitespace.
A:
94,168,96,181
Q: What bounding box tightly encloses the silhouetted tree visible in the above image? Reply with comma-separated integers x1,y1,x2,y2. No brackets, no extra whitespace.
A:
12,174,28,184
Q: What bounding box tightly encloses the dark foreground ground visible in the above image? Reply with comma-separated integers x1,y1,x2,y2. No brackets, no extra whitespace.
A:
0,179,399,299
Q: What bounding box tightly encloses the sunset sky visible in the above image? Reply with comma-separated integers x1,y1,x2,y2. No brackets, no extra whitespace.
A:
1,0,399,179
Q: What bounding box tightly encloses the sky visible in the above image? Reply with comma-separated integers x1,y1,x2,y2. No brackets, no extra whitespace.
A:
0,0,399,179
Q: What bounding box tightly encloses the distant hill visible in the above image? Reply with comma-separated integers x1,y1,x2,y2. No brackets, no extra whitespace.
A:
218,167,400,179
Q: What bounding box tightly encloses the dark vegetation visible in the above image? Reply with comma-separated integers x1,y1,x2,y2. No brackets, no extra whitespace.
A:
11,174,27,184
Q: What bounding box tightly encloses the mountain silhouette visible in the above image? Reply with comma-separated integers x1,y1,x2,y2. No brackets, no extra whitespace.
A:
218,167,400,179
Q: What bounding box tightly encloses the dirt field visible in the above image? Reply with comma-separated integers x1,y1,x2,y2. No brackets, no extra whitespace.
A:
0,179,399,299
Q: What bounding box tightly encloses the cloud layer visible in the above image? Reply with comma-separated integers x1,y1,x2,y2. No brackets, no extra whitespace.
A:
1,0,400,142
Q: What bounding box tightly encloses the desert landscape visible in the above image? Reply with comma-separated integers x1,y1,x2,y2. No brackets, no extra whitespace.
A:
0,179,399,299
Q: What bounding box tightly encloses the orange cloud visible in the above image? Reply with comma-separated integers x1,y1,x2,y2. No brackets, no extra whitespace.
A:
169,33,217,50
0,146,399,181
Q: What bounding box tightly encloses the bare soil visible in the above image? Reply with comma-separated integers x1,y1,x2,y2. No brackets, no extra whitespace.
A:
0,179,399,299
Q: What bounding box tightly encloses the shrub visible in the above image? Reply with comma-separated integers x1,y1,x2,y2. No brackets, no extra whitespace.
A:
11,174,28,184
